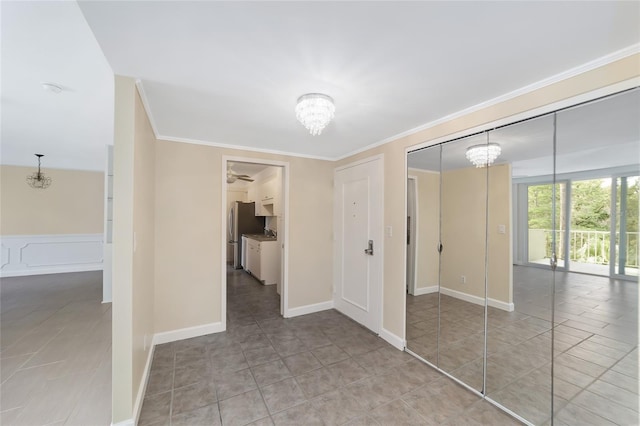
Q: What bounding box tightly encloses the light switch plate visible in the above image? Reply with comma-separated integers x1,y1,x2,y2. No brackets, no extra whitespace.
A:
386,226,393,237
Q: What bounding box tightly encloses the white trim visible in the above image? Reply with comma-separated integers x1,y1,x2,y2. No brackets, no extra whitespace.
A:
161,135,333,161
333,153,384,172
0,233,103,278
440,287,514,312
342,44,640,161
132,344,155,426
110,420,134,426
152,322,225,346
135,80,161,139
284,300,334,318
379,327,405,351
407,175,418,296
0,264,103,278
489,297,514,312
412,285,439,296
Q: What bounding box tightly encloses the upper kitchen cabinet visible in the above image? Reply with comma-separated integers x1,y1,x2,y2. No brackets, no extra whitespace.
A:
248,167,283,216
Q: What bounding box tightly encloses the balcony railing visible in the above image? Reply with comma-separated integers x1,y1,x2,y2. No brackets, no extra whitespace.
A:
529,229,639,268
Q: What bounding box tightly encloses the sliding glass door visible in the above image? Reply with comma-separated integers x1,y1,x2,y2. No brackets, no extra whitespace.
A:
613,175,639,279
526,182,568,270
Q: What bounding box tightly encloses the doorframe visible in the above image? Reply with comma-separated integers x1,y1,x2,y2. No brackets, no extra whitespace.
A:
221,155,291,329
333,153,385,335
407,175,419,295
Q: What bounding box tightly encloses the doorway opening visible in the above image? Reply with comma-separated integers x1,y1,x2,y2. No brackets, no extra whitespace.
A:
222,156,289,326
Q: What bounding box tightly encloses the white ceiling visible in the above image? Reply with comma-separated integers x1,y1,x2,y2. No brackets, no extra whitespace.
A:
408,89,640,176
2,2,639,171
1,1,114,171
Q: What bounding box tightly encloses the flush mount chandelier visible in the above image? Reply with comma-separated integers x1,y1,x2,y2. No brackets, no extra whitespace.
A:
465,143,502,168
26,154,52,189
295,93,335,136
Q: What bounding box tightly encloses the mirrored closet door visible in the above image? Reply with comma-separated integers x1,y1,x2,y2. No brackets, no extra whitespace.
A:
405,87,639,426
437,134,489,392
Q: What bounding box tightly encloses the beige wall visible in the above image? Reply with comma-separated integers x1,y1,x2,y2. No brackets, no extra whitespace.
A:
0,166,103,235
131,82,156,417
440,164,511,304
154,141,334,333
336,54,640,340
411,169,440,290
111,76,156,424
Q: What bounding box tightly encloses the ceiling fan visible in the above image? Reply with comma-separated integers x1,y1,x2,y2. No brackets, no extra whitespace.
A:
227,168,254,184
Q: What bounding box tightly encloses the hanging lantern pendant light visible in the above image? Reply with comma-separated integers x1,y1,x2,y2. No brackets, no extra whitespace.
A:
26,154,52,189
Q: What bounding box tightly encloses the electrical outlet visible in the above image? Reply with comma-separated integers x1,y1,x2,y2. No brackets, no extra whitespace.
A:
460,275,466,284
386,226,393,237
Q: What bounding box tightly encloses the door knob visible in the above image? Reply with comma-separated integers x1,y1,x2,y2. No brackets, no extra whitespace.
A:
364,240,374,255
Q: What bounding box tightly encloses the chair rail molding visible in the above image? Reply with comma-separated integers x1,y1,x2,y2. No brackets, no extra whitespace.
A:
0,234,103,277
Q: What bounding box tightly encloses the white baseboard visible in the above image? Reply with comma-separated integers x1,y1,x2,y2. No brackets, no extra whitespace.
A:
488,297,514,312
0,234,103,277
133,344,155,426
111,420,134,426
440,287,514,312
379,327,405,350
411,285,438,296
1,264,103,277
153,322,225,346
284,300,334,318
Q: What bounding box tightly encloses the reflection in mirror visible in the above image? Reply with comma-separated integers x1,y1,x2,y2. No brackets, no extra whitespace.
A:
405,88,639,425
485,114,555,424
485,88,640,425
551,89,639,425
436,134,488,392
405,144,440,366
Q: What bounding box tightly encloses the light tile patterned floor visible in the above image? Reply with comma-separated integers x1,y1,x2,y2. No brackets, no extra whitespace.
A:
139,267,518,425
0,271,111,426
406,265,639,425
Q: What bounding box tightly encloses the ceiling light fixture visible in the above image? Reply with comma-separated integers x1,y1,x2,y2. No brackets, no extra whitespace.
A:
41,82,63,94
465,143,502,168
26,154,52,189
295,93,335,136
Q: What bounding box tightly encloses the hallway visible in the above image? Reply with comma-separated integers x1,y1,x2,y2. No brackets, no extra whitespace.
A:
139,267,516,425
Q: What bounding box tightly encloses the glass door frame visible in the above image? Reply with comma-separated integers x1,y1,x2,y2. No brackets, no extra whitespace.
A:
610,172,639,281
517,178,570,273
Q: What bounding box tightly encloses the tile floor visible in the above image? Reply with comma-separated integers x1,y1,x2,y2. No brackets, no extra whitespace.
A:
139,266,519,425
406,265,639,425
0,271,112,425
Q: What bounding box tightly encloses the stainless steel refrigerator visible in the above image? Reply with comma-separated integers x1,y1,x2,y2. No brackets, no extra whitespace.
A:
229,202,265,269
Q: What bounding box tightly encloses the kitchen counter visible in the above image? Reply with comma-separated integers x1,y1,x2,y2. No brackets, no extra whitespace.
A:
243,234,277,242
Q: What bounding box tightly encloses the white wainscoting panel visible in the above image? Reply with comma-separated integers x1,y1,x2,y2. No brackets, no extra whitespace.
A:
0,234,103,277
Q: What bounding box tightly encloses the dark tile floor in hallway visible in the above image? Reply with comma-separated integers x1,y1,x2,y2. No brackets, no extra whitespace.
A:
139,266,519,425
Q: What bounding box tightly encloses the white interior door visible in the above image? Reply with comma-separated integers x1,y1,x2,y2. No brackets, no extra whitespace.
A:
334,156,383,333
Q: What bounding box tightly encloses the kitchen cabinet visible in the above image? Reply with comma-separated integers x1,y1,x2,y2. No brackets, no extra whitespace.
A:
244,237,280,285
247,167,283,217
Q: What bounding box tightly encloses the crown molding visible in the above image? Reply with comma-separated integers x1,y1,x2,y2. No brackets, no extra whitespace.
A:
134,44,639,163
156,135,334,162
335,43,640,161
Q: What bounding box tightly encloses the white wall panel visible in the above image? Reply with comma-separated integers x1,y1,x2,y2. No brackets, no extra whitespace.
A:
0,234,103,277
